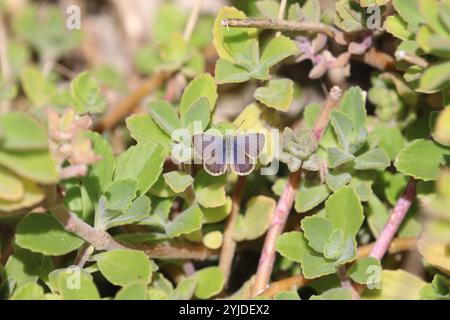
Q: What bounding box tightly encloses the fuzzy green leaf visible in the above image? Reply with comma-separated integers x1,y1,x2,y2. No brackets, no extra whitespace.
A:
348,257,381,285
49,267,100,300
301,216,334,253
254,78,294,111
194,267,224,299
166,203,203,238
163,171,194,194
354,148,390,170
15,213,84,256
394,139,447,181
294,182,330,213
96,249,152,286
71,71,106,114
148,100,182,136
325,186,364,239
179,73,217,117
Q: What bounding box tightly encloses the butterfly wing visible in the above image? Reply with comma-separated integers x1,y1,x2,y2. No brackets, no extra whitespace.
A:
240,133,265,158
230,135,256,176
193,134,227,176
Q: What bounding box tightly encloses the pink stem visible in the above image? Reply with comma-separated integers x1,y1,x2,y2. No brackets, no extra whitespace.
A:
369,178,417,261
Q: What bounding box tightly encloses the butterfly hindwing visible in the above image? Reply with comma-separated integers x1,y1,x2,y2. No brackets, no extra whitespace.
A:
193,132,265,176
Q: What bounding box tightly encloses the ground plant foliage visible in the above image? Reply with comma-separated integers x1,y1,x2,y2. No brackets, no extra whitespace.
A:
0,0,449,301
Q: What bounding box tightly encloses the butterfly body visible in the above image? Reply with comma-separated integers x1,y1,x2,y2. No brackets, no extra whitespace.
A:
193,133,265,176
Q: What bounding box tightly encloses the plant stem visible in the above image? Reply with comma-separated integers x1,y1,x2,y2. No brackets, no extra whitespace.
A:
257,237,416,298
250,86,342,297
221,18,336,37
45,186,215,260
95,70,172,132
369,178,417,261
219,175,246,287
183,0,204,42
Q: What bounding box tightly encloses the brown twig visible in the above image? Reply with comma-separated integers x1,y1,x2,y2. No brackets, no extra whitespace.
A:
95,70,172,132
250,86,342,297
222,18,336,37
219,175,246,287
183,0,204,42
258,237,417,298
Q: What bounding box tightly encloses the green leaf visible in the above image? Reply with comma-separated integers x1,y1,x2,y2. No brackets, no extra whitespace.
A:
274,290,300,300
11,282,45,300
301,216,334,253
182,97,211,131
384,15,413,40
294,182,330,213
0,167,23,201
163,171,194,193
126,114,171,152
83,131,115,200
71,71,106,114
392,0,422,29
194,267,224,299
202,197,232,224
419,62,450,93
215,59,250,84
310,287,352,300
354,148,390,170
301,252,338,279
148,100,182,136
327,147,355,168
394,139,447,181
275,231,310,263
256,1,279,19
194,171,227,208
170,277,197,300
323,229,345,260
419,0,449,36
368,126,406,161
179,73,218,117
254,78,294,111
114,142,165,195
96,249,152,286
340,86,366,130
115,281,148,300
96,195,151,230
233,196,276,241
363,270,426,300
330,110,353,152
348,257,381,285
0,149,59,184
4,249,44,287
0,112,48,151
203,231,223,250
105,179,137,210
49,267,100,300
325,186,364,239
258,36,298,73
166,203,203,238
15,213,84,256
0,179,44,213
420,275,450,300
213,7,257,62
326,171,352,192
20,65,55,107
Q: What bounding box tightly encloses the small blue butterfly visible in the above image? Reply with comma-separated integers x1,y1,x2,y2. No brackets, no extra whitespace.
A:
193,132,265,176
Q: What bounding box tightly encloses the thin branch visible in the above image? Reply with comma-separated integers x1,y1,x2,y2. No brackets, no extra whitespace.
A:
258,237,417,299
276,0,288,37
47,195,215,260
221,18,336,37
395,50,429,68
259,274,309,298
357,237,417,258
250,86,342,297
369,178,417,261
183,0,204,42
95,70,172,132
219,175,246,287
74,243,94,267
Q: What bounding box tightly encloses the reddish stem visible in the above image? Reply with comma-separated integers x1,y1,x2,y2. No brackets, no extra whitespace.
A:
250,86,342,296
369,178,417,261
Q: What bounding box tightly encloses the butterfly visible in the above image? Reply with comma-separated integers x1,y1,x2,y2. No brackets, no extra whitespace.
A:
192,132,265,176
